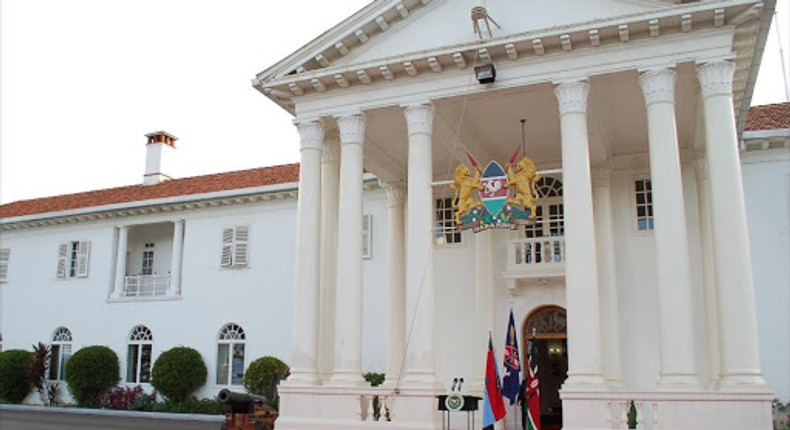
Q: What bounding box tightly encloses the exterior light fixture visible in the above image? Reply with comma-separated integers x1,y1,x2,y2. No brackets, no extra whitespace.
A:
474,63,496,84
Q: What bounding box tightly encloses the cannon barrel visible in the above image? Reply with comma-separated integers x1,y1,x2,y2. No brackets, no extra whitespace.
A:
218,389,269,414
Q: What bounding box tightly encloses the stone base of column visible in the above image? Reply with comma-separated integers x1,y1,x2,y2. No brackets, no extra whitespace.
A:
658,373,702,390
328,370,368,388
562,372,607,390
283,369,322,387
718,372,769,391
398,370,443,391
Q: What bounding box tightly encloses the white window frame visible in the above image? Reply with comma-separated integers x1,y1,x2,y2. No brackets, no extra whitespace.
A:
0,248,9,282
126,325,153,384
141,243,155,276
57,241,90,278
216,323,246,386
49,327,73,381
220,227,249,268
434,196,463,246
632,177,655,234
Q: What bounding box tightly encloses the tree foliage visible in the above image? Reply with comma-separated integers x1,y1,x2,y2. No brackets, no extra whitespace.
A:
64,345,120,406
151,346,207,403
0,349,32,403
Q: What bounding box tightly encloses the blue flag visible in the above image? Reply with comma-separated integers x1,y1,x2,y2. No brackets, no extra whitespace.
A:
502,308,521,404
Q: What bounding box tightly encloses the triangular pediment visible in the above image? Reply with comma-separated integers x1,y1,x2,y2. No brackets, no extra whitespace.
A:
257,0,689,82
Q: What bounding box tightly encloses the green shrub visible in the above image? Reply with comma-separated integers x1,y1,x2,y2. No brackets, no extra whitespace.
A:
0,349,32,403
151,396,224,415
243,356,289,407
363,372,385,387
64,345,120,406
151,347,207,403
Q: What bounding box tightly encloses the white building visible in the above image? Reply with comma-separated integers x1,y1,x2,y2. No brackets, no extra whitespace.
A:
1,0,788,429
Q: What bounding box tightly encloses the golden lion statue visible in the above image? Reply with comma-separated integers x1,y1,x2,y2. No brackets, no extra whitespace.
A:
450,164,483,225
505,157,541,219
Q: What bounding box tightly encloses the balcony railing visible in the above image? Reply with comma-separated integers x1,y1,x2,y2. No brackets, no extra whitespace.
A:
506,236,566,276
123,274,171,297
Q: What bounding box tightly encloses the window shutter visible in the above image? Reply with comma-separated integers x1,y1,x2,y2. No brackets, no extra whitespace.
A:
0,249,9,282
233,227,249,267
362,214,372,259
76,241,91,278
220,228,233,267
56,244,68,278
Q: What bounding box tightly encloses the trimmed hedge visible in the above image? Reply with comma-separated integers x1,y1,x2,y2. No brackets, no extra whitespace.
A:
243,356,289,407
0,349,32,403
64,345,120,406
151,346,207,403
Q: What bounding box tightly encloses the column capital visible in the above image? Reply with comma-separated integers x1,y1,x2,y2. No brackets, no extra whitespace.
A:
403,103,435,136
380,181,407,207
554,80,590,115
322,130,341,162
337,114,367,144
693,155,709,180
696,61,734,99
639,68,677,106
295,119,325,151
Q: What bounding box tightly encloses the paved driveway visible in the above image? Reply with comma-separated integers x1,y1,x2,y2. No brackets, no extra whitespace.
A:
0,405,224,430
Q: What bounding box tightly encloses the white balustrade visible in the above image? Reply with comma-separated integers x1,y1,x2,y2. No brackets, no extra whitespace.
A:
507,236,566,274
123,274,171,297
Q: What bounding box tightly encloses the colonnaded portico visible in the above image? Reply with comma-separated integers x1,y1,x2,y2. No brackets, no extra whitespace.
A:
257,1,776,428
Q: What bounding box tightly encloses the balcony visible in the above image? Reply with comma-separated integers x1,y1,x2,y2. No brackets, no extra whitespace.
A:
504,235,566,279
122,274,171,297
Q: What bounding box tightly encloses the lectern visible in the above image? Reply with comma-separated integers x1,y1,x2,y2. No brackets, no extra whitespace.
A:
436,394,481,430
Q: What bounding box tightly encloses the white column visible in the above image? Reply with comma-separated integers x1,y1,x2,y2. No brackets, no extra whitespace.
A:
473,230,496,393
288,119,324,386
170,219,185,296
694,156,720,388
553,81,605,388
639,68,700,388
381,182,406,388
113,226,129,297
318,132,340,382
401,103,440,389
696,61,766,389
330,113,367,387
591,168,622,387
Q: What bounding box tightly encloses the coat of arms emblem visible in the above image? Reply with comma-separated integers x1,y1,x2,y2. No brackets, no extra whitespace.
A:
450,149,540,232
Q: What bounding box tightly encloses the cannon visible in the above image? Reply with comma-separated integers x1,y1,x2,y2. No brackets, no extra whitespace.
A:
218,389,278,430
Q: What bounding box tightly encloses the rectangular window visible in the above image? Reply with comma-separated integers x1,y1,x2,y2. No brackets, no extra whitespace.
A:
434,197,462,245
0,248,9,282
231,344,245,385
49,344,71,381
142,243,154,275
127,344,152,383
57,241,91,278
216,344,230,384
220,227,249,268
634,179,654,231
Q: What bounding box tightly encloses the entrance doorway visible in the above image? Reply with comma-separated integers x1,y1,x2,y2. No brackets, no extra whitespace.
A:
523,306,567,430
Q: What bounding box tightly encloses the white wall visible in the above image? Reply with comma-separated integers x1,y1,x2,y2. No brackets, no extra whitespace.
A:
741,149,790,402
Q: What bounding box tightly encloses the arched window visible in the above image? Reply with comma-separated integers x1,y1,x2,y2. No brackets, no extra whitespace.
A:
217,323,246,385
535,177,563,198
127,325,153,383
49,327,73,381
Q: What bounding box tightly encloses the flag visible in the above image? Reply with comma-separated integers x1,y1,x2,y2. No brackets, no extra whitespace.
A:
483,333,507,430
502,308,521,405
525,338,541,430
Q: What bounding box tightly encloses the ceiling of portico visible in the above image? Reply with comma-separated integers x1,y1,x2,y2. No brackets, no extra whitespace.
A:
361,64,700,184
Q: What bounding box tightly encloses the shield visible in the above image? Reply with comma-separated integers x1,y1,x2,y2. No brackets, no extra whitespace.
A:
480,160,509,217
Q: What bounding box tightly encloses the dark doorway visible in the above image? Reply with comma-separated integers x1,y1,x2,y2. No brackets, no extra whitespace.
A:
523,306,567,430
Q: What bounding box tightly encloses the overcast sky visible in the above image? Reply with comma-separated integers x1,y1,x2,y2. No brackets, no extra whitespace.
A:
1,0,788,205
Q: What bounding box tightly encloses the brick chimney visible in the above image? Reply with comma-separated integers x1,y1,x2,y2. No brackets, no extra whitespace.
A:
143,131,177,185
